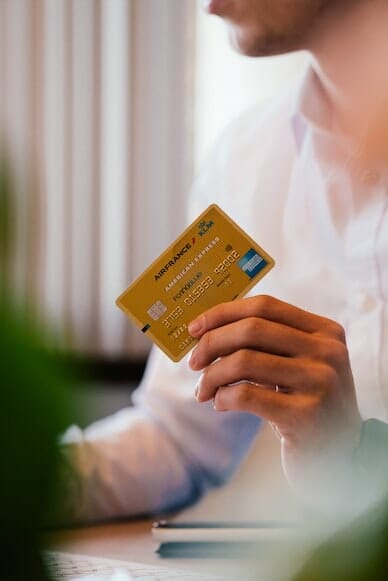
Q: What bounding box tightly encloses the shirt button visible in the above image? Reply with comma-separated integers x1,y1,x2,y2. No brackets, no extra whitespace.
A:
351,291,377,312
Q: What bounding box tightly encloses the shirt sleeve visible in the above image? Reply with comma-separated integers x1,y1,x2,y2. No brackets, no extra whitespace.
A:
59,348,261,524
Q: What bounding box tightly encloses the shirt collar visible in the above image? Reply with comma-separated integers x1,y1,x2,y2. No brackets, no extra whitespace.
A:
290,62,334,154
289,62,387,187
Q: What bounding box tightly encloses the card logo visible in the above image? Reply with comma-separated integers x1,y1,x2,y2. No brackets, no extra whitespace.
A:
154,243,192,282
238,249,267,279
197,219,215,237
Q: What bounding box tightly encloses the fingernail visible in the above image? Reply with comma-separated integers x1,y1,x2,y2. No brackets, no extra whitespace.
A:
194,375,203,401
188,319,202,336
212,398,225,412
195,383,202,401
188,348,197,368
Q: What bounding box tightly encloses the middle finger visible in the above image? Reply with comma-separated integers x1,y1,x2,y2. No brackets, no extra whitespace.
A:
189,317,312,371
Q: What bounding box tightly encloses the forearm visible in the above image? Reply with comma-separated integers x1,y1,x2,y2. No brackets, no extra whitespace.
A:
55,348,261,524
57,409,201,524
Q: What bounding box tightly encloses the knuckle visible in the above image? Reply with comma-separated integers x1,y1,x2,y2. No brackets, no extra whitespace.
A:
216,302,229,320
303,394,324,423
330,340,349,366
242,317,261,342
201,330,212,353
316,363,338,388
328,321,346,342
300,392,318,413
314,337,349,367
232,349,253,373
202,302,226,329
254,294,274,318
233,384,252,409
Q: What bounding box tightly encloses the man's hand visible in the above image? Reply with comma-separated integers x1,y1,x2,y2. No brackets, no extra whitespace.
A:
188,295,362,486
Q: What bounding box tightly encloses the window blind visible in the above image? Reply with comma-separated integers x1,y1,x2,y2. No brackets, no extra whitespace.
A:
0,0,195,358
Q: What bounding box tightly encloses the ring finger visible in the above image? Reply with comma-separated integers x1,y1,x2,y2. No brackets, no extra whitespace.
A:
196,349,309,402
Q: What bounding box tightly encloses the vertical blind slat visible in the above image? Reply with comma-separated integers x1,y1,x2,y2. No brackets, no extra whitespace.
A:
90,0,103,352
42,0,67,334
5,0,30,305
0,2,6,139
62,0,74,344
99,0,131,355
69,0,97,351
27,0,45,316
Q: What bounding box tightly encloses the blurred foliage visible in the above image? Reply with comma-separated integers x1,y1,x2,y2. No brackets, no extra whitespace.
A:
0,152,14,298
294,496,388,580
0,154,73,580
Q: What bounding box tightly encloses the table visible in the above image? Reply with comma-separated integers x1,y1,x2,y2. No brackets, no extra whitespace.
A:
45,519,260,579
45,427,306,579
46,518,310,580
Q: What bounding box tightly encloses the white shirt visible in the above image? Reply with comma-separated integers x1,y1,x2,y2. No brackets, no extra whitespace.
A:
61,63,388,523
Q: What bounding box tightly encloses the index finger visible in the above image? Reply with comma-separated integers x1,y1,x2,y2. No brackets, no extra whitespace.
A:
188,295,343,338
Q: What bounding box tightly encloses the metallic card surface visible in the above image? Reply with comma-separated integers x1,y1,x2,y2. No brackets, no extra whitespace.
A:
116,205,275,362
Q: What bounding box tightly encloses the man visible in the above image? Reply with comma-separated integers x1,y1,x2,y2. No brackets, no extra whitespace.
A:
61,0,388,522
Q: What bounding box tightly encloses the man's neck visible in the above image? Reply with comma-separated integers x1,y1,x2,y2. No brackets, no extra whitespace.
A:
306,0,388,168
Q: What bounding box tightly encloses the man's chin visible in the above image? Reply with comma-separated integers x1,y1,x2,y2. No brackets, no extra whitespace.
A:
227,26,262,57
228,26,302,58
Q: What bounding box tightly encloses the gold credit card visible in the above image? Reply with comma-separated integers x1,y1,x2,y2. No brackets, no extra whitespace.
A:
116,204,275,362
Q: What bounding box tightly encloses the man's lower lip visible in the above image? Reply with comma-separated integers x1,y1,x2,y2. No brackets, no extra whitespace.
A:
203,0,228,16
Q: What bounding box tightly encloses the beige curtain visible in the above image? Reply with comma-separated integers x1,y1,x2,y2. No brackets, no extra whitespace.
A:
0,0,195,357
